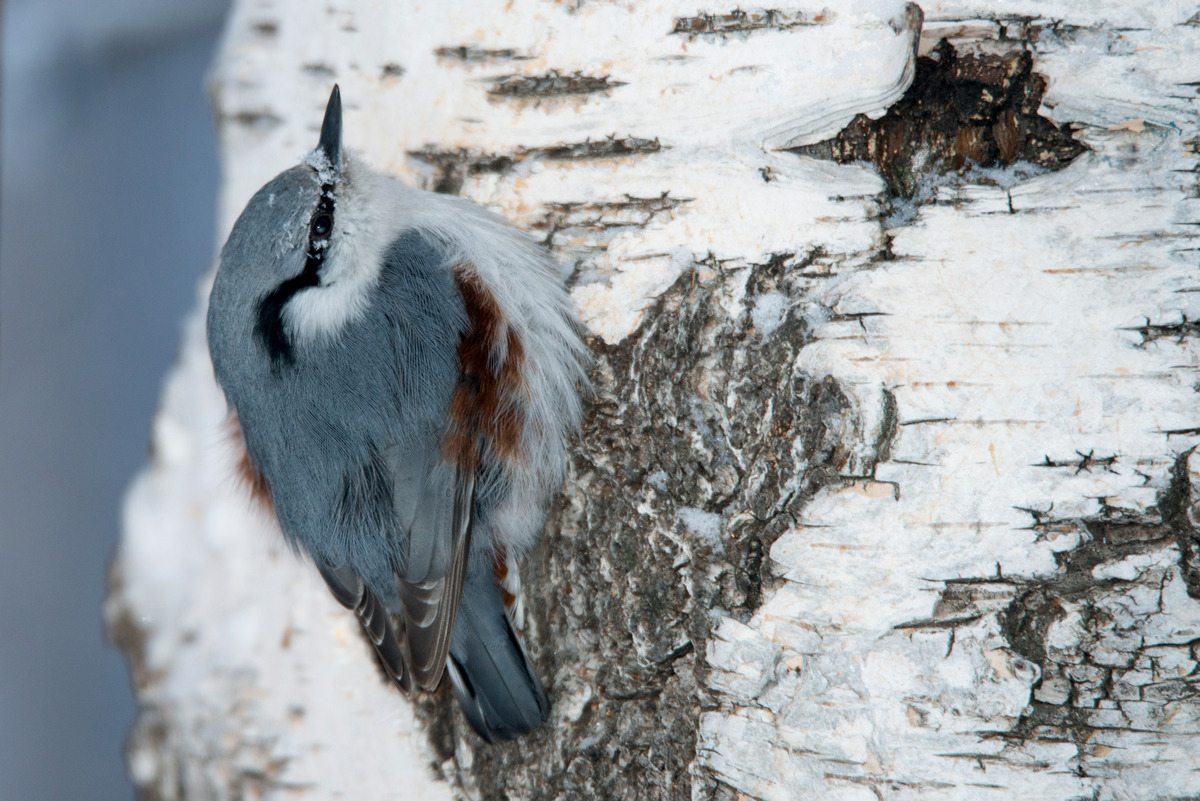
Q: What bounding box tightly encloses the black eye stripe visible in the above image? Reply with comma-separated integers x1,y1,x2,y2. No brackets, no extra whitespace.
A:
308,183,336,245
254,182,338,368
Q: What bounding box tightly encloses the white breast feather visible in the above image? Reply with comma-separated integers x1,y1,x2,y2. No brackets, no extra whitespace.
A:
283,160,405,346
402,179,588,554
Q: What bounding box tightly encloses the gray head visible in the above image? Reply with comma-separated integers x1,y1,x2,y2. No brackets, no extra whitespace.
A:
208,85,405,382
206,84,468,584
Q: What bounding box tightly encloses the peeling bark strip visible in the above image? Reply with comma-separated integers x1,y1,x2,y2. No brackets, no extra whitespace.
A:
487,71,626,98
408,137,661,196
671,8,830,36
794,38,1085,200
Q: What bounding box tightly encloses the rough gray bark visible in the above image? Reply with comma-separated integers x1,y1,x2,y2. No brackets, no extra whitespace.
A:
426,252,849,801
107,2,1200,800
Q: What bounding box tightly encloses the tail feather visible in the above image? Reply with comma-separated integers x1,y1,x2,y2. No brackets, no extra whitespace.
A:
447,556,549,741
317,552,548,740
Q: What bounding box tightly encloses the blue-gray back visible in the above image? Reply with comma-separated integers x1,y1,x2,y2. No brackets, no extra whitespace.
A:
210,222,467,601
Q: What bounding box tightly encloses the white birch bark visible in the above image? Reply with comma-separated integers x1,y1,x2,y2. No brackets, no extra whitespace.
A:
107,1,1200,799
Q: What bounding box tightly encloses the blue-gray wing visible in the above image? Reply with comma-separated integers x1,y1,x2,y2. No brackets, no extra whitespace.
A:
372,229,476,692
316,383,473,696
317,227,475,693
386,445,474,691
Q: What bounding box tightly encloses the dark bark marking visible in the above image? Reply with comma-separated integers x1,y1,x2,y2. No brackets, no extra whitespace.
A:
902,450,1200,760
532,192,689,259
793,38,1086,221
434,46,532,63
487,70,625,99
1167,448,1200,598
302,63,335,78
222,109,284,129
1128,313,1200,347
1036,451,1119,474
409,137,662,195
671,8,830,36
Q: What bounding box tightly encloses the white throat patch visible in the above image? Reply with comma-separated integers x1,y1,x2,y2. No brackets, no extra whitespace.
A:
282,159,400,346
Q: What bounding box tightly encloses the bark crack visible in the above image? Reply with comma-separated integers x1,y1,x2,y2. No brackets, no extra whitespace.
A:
408,138,663,195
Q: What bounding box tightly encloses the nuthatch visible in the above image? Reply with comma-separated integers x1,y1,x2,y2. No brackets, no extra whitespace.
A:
207,86,587,740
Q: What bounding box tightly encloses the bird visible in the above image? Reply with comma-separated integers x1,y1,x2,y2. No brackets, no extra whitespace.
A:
206,85,587,741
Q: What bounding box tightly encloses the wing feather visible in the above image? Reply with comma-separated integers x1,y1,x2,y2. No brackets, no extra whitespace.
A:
397,465,474,690
316,559,414,693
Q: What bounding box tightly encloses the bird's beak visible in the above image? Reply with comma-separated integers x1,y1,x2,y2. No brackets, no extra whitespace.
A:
317,84,343,172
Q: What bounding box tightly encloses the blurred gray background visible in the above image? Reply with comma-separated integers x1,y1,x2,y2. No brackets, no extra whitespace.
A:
1,0,230,797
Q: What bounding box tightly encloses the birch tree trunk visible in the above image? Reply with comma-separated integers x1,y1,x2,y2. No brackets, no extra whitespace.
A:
106,1,1200,799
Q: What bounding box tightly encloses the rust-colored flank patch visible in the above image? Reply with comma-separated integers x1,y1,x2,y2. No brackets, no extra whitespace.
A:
226,414,275,513
444,265,527,470
491,543,519,612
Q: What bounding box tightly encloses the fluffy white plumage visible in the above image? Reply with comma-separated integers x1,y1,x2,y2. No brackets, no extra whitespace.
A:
283,152,588,557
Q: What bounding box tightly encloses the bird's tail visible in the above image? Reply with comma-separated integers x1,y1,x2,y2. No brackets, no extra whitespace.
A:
446,551,549,741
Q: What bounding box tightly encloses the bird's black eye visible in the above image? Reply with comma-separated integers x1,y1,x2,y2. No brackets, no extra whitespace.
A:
311,213,333,239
